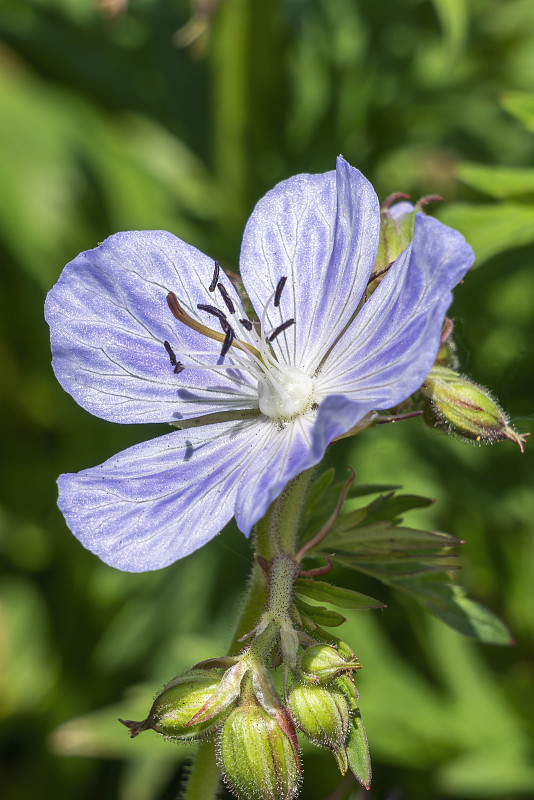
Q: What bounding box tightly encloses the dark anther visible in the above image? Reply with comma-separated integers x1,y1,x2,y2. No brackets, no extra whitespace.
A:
268,318,295,342
209,261,220,292
220,325,235,357
174,362,185,375
164,340,178,367
239,318,253,331
217,283,236,314
274,276,287,308
197,303,229,324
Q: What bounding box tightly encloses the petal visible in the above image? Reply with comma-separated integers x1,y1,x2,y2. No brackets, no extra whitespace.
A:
57,413,315,571
239,157,380,373
57,395,371,572
317,214,474,409
58,421,261,572
45,231,257,425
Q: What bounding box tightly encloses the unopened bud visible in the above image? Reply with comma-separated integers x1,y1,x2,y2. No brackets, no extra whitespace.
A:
298,644,361,684
218,702,300,800
119,668,232,741
373,197,415,277
422,367,526,451
288,682,350,754
434,317,458,369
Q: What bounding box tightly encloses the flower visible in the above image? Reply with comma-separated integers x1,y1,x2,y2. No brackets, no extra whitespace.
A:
45,157,473,572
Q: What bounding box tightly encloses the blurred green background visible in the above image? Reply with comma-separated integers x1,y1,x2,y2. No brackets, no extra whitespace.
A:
1,1,534,798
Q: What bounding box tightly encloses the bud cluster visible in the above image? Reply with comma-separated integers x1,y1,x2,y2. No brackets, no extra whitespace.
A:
120,627,364,800
285,644,361,776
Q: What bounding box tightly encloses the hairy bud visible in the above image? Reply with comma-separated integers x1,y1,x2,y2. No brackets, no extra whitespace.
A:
119,668,232,741
218,702,300,800
422,367,526,451
298,644,361,684
288,682,350,753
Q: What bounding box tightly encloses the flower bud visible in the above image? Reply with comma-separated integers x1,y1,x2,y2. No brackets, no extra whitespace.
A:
422,367,526,451
373,198,415,276
298,644,360,684
218,702,300,800
288,682,350,753
119,668,232,741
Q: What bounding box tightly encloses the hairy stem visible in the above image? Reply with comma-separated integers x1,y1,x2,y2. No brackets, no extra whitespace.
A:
181,739,220,800
180,468,313,800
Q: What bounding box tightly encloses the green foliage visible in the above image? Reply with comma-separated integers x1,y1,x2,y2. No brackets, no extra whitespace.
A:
2,0,534,799
302,481,512,644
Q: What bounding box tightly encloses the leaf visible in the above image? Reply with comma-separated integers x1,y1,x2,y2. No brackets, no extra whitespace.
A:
501,91,534,135
458,163,534,198
400,582,514,645
438,202,534,265
295,579,386,610
345,711,372,790
364,493,434,524
328,507,369,536
294,597,346,628
346,483,402,499
305,468,335,513
328,524,463,557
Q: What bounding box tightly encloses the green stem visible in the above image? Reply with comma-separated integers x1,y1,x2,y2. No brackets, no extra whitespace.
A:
181,739,219,800
255,468,315,559
180,469,313,800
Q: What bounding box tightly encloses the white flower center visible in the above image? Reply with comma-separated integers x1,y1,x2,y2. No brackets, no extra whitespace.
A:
165,268,316,422
257,365,314,420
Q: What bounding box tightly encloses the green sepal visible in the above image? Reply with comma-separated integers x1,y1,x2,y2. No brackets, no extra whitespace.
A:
345,708,371,789
294,597,346,628
295,579,386,610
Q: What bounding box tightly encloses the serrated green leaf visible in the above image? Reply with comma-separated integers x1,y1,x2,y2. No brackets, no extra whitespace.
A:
501,91,534,135
458,163,534,199
438,202,534,265
345,711,372,789
294,597,346,628
296,579,386,610
329,507,369,536
365,493,434,524
328,524,463,556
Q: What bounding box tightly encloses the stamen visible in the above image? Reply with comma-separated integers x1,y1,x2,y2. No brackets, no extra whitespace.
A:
163,340,184,374
268,318,295,342
209,261,220,292
274,276,287,308
166,291,263,362
197,303,229,327
164,339,178,366
239,319,253,331
217,283,236,314
220,326,234,357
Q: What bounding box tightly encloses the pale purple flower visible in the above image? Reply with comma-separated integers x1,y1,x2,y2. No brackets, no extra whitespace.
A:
45,157,473,572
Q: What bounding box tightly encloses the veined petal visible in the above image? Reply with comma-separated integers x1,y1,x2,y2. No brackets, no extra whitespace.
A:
317,214,474,409
239,156,380,373
57,414,326,572
45,231,257,425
